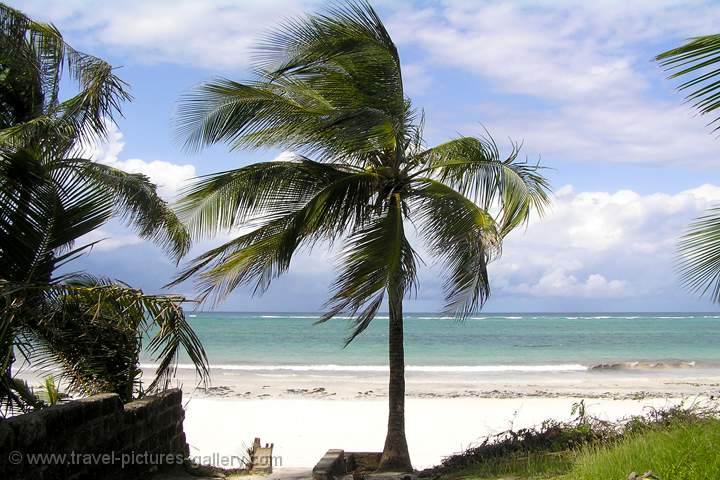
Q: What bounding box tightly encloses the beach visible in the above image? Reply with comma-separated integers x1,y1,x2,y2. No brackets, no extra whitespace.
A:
171,364,719,470
183,397,687,470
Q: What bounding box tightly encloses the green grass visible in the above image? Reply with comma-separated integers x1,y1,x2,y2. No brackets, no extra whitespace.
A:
439,450,573,479
566,418,720,480
431,405,720,480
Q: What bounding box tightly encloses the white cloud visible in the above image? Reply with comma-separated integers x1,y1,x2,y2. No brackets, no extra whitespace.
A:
19,0,320,69
84,123,196,200
507,268,629,299
80,229,144,252
385,1,720,166
388,1,720,101
488,183,720,299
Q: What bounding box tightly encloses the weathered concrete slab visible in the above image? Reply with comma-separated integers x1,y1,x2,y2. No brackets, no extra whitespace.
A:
312,449,345,480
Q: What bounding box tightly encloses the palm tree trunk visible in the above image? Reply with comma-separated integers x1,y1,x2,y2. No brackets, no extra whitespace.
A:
378,284,413,472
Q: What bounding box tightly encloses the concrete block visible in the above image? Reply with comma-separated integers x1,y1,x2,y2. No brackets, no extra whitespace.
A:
313,449,346,480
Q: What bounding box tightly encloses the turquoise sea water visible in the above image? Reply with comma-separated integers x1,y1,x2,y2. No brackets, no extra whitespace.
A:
149,312,720,373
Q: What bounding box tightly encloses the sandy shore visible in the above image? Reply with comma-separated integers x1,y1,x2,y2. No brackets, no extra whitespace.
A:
182,396,691,470
170,366,719,469
170,366,720,401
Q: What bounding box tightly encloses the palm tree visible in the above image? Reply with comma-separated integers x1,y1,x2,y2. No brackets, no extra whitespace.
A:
657,36,720,302
0,4,208,413
171,1,550,470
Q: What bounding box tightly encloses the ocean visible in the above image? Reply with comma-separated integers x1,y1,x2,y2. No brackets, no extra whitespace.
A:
147,312,720,373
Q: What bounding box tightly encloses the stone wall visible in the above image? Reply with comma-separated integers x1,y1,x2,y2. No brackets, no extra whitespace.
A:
0,389,188,480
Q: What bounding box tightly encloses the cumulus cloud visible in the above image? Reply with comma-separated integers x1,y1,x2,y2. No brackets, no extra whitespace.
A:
84,123,196,200
488,183,720,300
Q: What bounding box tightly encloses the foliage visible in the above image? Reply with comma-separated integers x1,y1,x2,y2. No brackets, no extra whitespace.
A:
423,402,719,480
0,3,205,414
422,401,617,478
677,207,720,303
656,34,720,132
2,278,209,410
0,2,131,149
569,417,720,480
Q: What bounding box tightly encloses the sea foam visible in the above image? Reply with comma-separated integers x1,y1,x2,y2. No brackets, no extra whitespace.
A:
141,363,589,373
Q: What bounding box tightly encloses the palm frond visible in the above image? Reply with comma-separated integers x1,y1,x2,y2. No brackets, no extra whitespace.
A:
4,279,209,401
71,160,191,260
414,134,551,234
176,155,362,239
171,169,381,302
0,148,114,284
678,206,720,303
656,34,720,131
320,195,417,344
175,1,412,165
256,0,403,115
0,2,131,148
176,77,397,162
410,178,500,318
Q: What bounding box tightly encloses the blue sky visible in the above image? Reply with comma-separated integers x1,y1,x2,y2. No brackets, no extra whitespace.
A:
16,0,720,312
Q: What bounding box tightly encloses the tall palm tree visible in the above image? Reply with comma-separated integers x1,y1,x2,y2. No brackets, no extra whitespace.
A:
0,4,208,413
657,36,720,302
172,1,550,470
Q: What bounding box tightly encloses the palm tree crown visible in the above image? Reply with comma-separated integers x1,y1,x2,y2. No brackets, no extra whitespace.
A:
172,1,550,470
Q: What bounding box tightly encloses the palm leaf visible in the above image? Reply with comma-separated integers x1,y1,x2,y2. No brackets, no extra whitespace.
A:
176,155,363,239
656,34,720,131
320,195,417,344
678,207,720,303
5,279,209,401
0,2,131,149
171,167,380,302
71,160,190,260
175,1,413,165
410,178,500,318
413,135,550,234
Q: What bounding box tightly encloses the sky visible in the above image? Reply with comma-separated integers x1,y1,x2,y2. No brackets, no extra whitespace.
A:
15,0,720,312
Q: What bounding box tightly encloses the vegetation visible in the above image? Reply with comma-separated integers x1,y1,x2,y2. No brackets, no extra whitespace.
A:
424,402,719,480
569,419,720,480
656,36,720,303
171,0,549,470
0,3,208,414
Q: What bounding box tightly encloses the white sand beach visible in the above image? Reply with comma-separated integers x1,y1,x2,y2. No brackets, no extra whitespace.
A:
172,366,720,470
182,396,688,470
15,365,717,470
